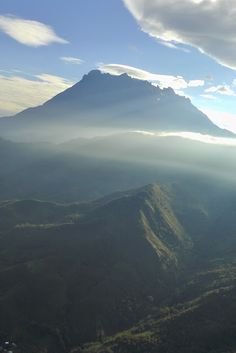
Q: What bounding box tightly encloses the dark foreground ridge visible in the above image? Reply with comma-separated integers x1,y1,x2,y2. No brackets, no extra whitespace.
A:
1,182,236,352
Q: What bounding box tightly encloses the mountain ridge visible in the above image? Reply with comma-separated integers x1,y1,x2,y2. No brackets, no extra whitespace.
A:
1,181,236,352
0,70,233,142
0,182,193,351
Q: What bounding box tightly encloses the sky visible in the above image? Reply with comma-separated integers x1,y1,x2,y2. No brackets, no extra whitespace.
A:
1,0,236,133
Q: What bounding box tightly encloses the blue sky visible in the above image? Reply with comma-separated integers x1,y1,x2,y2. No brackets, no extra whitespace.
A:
1,0,236,132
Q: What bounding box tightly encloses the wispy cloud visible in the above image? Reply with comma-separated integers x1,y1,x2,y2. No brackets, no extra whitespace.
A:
160,131,236,146
205,85,236,96
60,56,84,64
134,130,236,146
123,0,236,70
188,80,205,87
0,15,68,47
0,72,74,116
98,63,204,91
160,40,190,53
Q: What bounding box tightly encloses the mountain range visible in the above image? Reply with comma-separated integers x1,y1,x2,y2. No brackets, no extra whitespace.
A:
0,133,235,203
1,70,236,353
0,70,233,142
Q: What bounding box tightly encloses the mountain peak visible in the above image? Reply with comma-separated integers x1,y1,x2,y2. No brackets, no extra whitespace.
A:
81,69,136,83
0,69,233,142
83,69,103,80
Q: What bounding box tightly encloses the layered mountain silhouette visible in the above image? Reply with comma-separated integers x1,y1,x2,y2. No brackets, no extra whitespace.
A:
0,70,233,141
1,133,236,203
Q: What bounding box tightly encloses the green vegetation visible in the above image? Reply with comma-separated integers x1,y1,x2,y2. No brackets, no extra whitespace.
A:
1,182,236,352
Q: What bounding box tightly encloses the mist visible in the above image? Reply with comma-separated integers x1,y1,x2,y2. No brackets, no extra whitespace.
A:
1,128,236,203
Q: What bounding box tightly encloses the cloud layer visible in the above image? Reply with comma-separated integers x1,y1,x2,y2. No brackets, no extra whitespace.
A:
123,0,236,70
0,15,68,47
0,72,74,116
98,63,204,90
135,130,236,146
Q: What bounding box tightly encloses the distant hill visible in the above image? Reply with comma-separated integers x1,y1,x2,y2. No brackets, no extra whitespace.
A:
0,133,236,203
0,70,233,142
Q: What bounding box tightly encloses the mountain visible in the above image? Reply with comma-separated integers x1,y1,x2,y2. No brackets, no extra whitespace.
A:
1,182,236,353
0,70,233,142
79,187,236,353
0,183,191,352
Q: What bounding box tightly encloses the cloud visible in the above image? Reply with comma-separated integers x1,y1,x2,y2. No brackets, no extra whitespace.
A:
174,90,192,99
0,15,68,47
160,40,190,53
60,56,84,64
161,41,179,50
134,130,236,146
98,63,204,90
188,80,205,87
0,72,74,116
35,73,73,85
123,0,236,70
160,131,236,146
205,85,236,96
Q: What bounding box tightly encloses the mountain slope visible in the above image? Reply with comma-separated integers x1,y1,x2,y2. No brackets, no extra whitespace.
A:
0,183,202,353
1,182,236,352
80,280,236,353
0,71,232,142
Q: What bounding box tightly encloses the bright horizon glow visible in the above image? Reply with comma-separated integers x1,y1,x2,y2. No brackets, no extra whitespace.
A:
134,130,236,146
200,108,236,134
